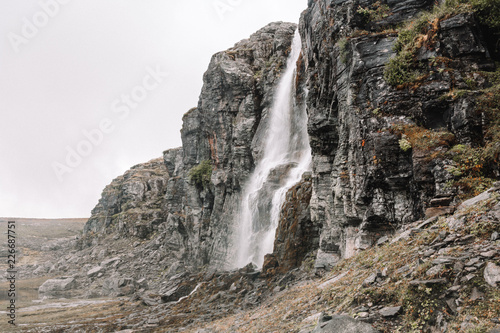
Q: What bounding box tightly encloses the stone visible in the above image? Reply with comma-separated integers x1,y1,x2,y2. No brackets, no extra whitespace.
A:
492,232,499,241
446,298,458,314
357,312,369,318
484,262,500,288
480,251,497,258
465,258,480,267
312,315,378,333
379,306,401,317
319,271,350,289
470,287,484,301
39,277,76,297
87,266,104,277
458,191,492,210
362,273,378,287
161,282,196,303
396,265,411,275
409,279,447,286
432,257,454,265
376,236,389,246
425,207,454,219
426,264,444,277
101,257,121,267
424,249,436,257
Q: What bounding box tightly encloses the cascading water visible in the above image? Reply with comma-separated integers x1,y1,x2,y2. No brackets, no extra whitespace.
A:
235,30,312,268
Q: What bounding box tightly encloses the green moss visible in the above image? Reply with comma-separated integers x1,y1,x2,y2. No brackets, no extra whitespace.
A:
188,160,212,190
385,50,420,86
470,0,500,29
338,38,349,64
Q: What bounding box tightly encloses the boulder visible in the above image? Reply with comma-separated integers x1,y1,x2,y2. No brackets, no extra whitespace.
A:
484,262,500,288
39,277,76,297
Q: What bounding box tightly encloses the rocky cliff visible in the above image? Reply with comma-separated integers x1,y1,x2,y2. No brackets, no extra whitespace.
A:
81,0,499,277
300,0,499,269
82,22,298,274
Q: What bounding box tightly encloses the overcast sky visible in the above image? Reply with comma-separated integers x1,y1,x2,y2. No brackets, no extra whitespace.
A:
0,0,306,218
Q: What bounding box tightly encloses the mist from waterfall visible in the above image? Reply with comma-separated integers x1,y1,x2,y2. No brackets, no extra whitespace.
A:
234,30,312,268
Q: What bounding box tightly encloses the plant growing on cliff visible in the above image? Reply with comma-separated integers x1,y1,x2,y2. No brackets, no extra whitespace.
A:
188,160,212,190
338,38,349,64
399,136,412,152
384,1,471,86
357,1,391,22
469,0,500,29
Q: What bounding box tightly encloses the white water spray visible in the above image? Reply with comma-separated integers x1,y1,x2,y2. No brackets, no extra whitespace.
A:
235,30,312,268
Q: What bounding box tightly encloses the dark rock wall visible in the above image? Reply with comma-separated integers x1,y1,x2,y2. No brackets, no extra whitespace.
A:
300,0,495,268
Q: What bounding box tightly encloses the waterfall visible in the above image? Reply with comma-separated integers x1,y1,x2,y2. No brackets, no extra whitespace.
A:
234,30,312,268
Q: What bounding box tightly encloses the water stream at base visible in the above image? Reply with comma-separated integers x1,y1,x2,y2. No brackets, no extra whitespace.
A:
235,30,312,268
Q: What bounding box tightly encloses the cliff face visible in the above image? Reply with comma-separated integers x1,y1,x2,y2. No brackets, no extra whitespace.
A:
299,0,497,268
84,22,298,271
83,0,499,278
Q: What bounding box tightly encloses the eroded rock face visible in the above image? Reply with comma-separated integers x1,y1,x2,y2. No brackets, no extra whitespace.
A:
82,22,298,274
83,157,169,239
80,0,498,285
265,173,318,274
299,0,495,267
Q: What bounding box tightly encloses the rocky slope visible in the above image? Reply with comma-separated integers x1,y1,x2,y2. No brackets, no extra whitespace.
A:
15,184,500,332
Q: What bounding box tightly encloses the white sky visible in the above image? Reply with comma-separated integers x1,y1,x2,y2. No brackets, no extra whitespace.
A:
0,0,306,218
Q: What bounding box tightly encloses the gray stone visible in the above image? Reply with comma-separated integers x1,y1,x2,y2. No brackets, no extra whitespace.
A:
379,306,401,317
409,278,447,285
313,315,378,333
470,287,484,301
480,251,497,258
39,277,76,296
484,262,500,287
432,257,454,265
362,273,377,287
376,236,389,246
87,266,104,277
426,264,444,277
458,190,492,210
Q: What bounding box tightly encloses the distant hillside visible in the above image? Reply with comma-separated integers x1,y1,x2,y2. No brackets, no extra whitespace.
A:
0,218,87,266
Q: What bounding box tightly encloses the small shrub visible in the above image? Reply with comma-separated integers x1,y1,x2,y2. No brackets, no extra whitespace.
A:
357,1,391,22
385,50,419,86
399,137,412,151
392,125,455,153
188,160,212,189
446,144,496,198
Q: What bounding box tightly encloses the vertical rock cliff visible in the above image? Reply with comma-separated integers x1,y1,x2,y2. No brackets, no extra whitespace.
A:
82,0,499,280
83,22,299,273
299,0,498,268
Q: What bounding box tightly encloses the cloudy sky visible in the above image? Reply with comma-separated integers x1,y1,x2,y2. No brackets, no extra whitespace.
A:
0,0,307,218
